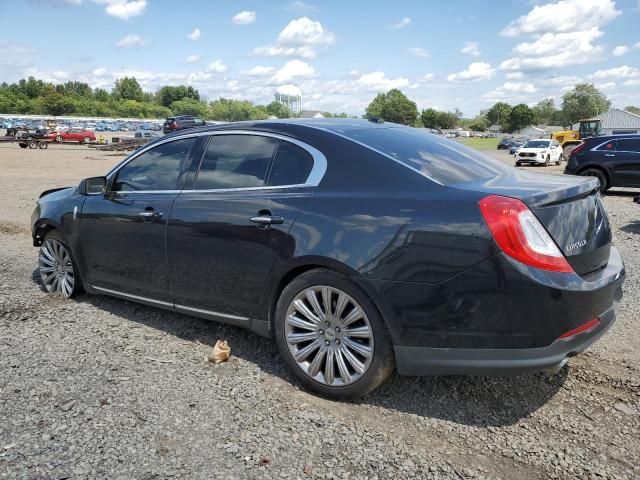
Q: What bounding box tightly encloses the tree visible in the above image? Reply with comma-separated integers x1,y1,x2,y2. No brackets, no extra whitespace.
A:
365,89,418,125
561,83,610,124
625,106,640,116
532,98,557,125
485,102,512,126
469,116,489,132
112,77,144,101
94,88,110,102
506,103,535,133
436,111,460,129
156,85,200,107
265,101,291,118
420,108,439,128
170,98,208,117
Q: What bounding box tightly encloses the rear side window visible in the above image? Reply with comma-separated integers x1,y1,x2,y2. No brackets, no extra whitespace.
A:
616,139,640,153
195,135,279,190
113,137,196,191
267,141,314,186
345,127,511,185
597,141,616,151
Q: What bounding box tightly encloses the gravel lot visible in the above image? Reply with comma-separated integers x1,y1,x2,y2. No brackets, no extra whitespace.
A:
1,139,639,479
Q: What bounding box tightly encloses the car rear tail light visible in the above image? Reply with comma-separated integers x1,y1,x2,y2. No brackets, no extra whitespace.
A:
558,317,600,340
479,195,573,273
569,142,586,158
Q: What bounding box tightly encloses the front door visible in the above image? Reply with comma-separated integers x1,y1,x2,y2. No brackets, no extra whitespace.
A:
168,133,316,321
79,136,198,300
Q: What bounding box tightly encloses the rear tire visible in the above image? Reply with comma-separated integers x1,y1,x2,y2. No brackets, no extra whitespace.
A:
274,269,395,399
38,142,48,149
556,154,562,166
83,136,91,144
28,140,38,149
579,168,608,193
55,135,63,143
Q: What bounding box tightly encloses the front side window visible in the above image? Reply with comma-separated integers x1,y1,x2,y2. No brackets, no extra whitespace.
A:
195,135,279,190
267,141,314,186
616,139,640,153
112,137,196,191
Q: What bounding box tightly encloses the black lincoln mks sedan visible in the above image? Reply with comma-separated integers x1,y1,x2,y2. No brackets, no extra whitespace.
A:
32,119,625,398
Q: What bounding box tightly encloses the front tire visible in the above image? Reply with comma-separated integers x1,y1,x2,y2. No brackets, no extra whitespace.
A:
38,231,81,298
274,269,394,398
55,135,63,143
556,154,563,165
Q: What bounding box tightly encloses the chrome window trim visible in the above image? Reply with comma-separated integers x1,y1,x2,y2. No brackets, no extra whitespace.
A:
590,137,640,154
91,285,174,308
91,285,250,321
105,129,327,194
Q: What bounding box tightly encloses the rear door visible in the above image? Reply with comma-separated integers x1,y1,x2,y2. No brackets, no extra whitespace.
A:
610,138,640,187
167,132,319,321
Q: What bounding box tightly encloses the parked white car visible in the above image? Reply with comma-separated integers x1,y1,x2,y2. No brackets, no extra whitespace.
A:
514,139,563,166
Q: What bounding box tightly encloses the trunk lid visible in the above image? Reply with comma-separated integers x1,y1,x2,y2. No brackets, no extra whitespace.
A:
456,170,611,276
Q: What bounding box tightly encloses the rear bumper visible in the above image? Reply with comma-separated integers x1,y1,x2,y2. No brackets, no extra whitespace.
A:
395,303,616,375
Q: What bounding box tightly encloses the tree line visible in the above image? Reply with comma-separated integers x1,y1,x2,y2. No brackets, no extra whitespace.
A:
366,83,629,133
0,76,350,121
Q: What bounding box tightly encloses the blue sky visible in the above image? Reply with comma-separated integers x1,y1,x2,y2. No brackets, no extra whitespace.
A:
1,0,639,116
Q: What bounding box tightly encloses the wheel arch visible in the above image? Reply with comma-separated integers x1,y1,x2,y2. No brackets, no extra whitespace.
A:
575,164,612,188
32,219,64,246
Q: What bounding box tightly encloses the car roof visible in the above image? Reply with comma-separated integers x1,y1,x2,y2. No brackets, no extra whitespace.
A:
526,138,551,142
585,133,640,143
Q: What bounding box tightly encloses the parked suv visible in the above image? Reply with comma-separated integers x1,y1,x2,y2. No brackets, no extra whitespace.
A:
564,135,640,192
163,115,206,134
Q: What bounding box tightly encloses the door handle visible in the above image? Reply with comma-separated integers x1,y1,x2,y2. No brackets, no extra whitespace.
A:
139,210,163,221
604,154,615,157
250,215,284,226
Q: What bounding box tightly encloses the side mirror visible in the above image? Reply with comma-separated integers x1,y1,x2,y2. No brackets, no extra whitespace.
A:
79,176,106,195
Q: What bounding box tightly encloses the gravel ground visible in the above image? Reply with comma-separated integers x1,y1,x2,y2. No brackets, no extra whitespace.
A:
1,142,639,479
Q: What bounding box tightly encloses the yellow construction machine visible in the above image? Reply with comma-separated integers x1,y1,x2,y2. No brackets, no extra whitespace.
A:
551,118,602,157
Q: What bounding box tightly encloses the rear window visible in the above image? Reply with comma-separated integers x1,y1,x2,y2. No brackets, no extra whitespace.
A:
344,127,511,185
524,140,550,148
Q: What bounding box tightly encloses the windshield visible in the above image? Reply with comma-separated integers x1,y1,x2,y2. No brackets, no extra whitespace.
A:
524,140,550,148
345,126,512,185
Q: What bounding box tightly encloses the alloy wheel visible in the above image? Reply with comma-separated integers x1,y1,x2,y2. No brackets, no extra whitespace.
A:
39,239,75,297
284,285,374,387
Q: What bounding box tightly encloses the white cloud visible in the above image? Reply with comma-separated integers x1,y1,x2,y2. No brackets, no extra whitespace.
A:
422,73,435,82
483,82,537,102
205,60,228,73
92,67,108,76
245,65,275,76
185,54,202,64
447,62,494,82
461,42,481,57
389,17,411,29
591,65,640,79
501,0,620,37
612,45,629,56
272,59,315,83
505,71,524,80
596,82,616,90
254,17,335,59
500,28,604,70
355,71,409,91
115,34,147,48
94,0,147,20
232,10,256,25
407,47,430,58
188,28,201,40
635,41,640,49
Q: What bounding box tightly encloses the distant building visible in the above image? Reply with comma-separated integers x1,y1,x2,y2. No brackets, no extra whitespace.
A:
488,124,503,133
573,108,640,135
299,110,324,119
512,125,564,138
274,85,302,115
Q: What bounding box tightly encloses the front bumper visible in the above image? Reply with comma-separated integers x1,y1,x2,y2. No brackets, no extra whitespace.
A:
395,303,616,375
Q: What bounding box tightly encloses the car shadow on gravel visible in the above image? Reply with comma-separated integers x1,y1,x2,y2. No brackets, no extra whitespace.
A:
620,221,640,235
31,270,567,428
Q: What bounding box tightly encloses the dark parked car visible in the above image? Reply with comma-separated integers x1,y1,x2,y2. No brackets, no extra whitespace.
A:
163,115,206,134
564,135,640,192
497,138,513,150
31,119,625,398
509,140,525,155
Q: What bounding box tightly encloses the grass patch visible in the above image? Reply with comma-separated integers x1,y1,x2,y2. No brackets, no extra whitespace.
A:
456,137,500,151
